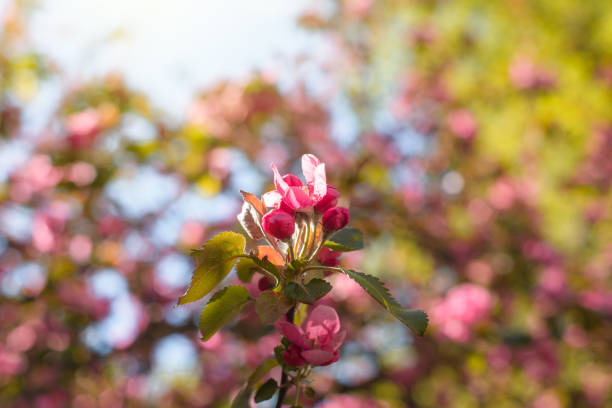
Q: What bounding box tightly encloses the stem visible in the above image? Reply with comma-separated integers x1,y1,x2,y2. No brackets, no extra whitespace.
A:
276,306,295,408
299,219,311,259
301,265,344,274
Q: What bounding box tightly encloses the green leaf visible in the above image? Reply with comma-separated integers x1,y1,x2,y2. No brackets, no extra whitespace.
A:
236,257,258,283
284,278,332,304
251,255,281,284
178,231,246,304
254,379,278,402
231,358,279,407
255,291,291,325
323,227,364,252
199,286,251,340
342,269,428,336
247,358,279,388
230,389,250,408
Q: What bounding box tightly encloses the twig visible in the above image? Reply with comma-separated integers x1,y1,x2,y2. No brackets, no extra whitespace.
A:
275,306,295,408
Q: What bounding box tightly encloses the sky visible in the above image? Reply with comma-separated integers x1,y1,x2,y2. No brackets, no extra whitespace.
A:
26,0,319,119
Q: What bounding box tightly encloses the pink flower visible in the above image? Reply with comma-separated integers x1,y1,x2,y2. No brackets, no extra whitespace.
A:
447,109,477,141
262,209,295,240
315,185,340,213
322,207,350,231
431,283,492,343
66,108,101,148
262,154,328,212
318,247,341,267
278,305,346,366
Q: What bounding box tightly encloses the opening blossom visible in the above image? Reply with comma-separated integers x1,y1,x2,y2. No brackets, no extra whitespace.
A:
278,305,346,366
263,154,331,213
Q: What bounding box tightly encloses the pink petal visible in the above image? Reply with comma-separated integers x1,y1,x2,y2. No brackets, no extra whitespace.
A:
283,187,313,210
283,174,303,187
305,305,341,339
311,163,327,201
262,190,282,208
301,349,336,366
301,154,322,186
271,163,289,194
278,322,307,348
330,330,346,351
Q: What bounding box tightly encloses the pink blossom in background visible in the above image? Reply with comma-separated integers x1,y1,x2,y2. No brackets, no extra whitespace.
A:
488,178,516,210
344,0,375,19
431,283,493,342
579,290,612,315
208,148,233,179
10,155,62,202
278,305,346,366
509,56,556,91
317,394,380,408
0,345,26,376
69,235,93,263
447,109,477,141
66,108,102,148
6,324,37,352
517,339,559,381
179,221,206,247
65,162,97,186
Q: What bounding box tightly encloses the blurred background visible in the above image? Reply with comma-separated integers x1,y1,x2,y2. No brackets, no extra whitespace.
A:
1,0,611,407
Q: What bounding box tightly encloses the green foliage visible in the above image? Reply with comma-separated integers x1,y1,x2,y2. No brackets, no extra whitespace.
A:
254,378,278,402
178,231,246,304
235,257,258,283
231,359,279,408
284,278,332,304
342,269,428,336
250,255,281,285
324,227,364,252
199,286,251,340
255,291,291,325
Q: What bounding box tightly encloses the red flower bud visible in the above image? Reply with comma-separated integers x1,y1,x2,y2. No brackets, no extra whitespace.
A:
258,276,274,291
317,247,341,267
262,209,295,240
322,207,349,231
315,185,340,213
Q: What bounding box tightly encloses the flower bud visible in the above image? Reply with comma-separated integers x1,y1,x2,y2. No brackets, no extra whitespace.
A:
315,185,340,213
258,276,274,291
318,247,341,267
262,209,295,240
322,207,349,231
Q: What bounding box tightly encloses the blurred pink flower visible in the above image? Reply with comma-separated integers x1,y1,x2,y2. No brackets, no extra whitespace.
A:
179,221,206,247
278,305,346,366
345,0,374,19
447,109,477,141
0,345,26,376
318,394,380,408
65,162,97,186
10,154,62,202
69,235,93,263
431,283,493,342
509,56,556,91
66,108,101,148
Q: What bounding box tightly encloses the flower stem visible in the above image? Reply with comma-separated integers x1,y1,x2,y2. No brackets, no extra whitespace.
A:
276,306,295,408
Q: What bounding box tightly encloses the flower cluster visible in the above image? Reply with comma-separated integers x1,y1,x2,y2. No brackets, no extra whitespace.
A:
258,154,349,243
178,153,425,405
